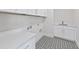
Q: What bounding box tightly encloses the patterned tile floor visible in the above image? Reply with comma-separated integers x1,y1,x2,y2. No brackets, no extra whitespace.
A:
36,36,78,49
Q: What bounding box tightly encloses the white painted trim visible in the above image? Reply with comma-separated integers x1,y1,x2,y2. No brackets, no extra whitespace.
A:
75,40,79,48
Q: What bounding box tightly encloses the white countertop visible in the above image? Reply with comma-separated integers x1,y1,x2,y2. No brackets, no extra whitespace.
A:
55,24,77,28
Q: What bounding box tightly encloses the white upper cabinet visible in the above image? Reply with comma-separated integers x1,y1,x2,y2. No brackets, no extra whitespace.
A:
0,9,47,17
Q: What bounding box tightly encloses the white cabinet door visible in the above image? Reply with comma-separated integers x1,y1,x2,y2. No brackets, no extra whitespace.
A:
54,26,64,37
64,28,76,41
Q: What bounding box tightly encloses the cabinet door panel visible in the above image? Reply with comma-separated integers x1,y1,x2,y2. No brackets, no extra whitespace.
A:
54,26,63,37
64,29,76,41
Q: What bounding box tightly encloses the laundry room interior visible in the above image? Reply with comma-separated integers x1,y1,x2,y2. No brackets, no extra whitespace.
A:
0,9,79,49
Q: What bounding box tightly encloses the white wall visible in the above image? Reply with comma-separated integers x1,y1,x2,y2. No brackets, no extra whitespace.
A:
0,12,44,32
73,10,79,27
42,9,54,37
54,9,74,26
72,10,79,47
41,9,75,37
